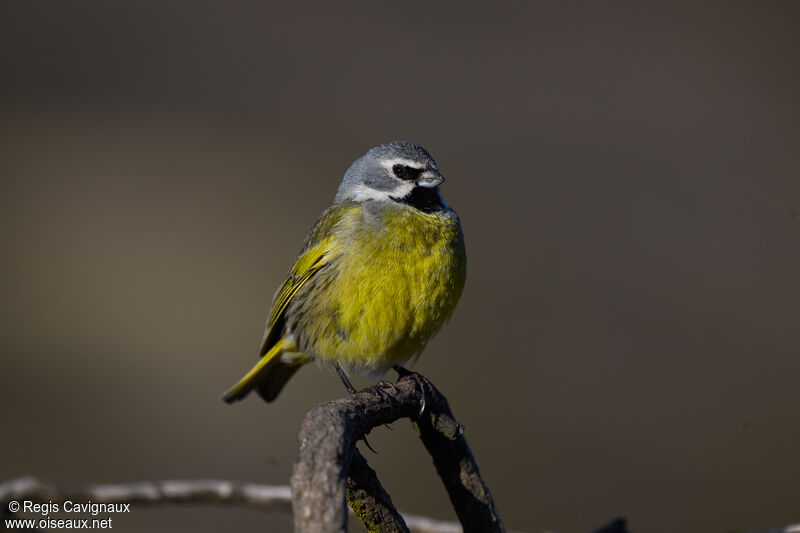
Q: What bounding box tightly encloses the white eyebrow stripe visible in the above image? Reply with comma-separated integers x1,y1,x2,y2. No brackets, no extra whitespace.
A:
349,181,415,201
379,157,426,170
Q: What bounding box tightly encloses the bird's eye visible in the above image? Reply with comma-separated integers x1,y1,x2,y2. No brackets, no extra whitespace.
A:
392,164,420,180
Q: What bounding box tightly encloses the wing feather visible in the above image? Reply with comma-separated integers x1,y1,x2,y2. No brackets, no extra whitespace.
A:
267,246,330,327
258,204,356,355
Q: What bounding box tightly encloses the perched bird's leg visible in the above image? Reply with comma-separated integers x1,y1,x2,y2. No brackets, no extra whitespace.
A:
392,364,410,376
393,365,431,418
335,363,378,453
335,364,357,394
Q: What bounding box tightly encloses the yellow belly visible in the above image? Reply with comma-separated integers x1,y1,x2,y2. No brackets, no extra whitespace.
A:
291,202,466,375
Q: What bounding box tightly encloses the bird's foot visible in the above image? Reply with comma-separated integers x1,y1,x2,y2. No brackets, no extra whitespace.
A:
335,364,380,451
370,379,397,399
377,379,397,393
393,365,432,418
370,380,399,430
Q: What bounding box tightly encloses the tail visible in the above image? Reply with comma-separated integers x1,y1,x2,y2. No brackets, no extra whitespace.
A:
221,338,304,403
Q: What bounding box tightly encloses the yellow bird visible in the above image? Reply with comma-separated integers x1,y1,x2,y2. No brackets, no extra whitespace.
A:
222,141,466,403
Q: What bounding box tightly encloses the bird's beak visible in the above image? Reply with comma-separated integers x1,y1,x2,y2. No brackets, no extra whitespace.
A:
416,170,444,188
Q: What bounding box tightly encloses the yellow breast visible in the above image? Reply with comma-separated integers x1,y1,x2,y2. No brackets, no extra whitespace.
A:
294,201,466,375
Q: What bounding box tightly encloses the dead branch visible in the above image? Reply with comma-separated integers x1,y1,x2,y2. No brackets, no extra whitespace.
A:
346,449,408,532
290,372,504,533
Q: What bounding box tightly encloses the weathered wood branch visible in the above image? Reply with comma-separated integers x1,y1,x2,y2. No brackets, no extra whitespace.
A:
290,372,504,533
346,448,409,532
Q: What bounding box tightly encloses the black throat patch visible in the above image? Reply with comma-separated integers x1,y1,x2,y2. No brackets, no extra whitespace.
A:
392,187,445,213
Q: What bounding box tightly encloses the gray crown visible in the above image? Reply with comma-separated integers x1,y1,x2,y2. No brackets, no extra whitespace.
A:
335,141,438,202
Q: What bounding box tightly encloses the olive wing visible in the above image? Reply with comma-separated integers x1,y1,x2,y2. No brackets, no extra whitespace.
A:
258,204,355,355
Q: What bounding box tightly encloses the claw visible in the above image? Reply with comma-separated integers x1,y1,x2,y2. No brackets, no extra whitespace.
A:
361,434,378,454
376,381,397,429
393,365,432,418
370,384,388,400
370,378,400,401
377,379,397,393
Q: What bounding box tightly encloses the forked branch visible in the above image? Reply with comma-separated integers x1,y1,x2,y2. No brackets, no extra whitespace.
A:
291,372,504,533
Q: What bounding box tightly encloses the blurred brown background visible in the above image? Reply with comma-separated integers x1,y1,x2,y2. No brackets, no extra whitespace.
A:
1,2,799,532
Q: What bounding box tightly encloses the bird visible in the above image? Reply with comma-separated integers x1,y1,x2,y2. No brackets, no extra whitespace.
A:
221,141,466,404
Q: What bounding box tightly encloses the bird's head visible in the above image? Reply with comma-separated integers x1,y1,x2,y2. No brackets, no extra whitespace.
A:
335,141,446,211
